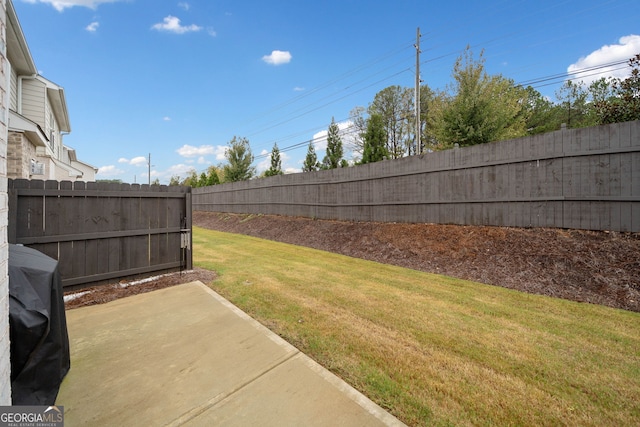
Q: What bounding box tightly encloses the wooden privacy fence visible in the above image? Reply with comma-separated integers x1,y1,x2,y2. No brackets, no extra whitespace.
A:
8,179,192,289
194,120,640,232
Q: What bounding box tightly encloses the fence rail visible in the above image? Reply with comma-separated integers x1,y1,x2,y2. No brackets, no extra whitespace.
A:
8,179,192,289
194,120,640,232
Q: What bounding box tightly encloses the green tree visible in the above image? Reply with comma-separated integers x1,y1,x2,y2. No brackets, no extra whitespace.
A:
205,165,221,185
349,106,368,157
169,175,181,186
522,86,563,135
369,85,413,158
417,83,436,153
593,54,640,124
264,143,284,177
223,136,255,182
302,141,319,172
198,172,208,187
181,169,199,187
361,113,388,164
321,118,344,169
555,80,596,128
432,47,527,148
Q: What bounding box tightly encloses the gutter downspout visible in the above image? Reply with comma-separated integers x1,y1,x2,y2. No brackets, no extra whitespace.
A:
17,74,38,115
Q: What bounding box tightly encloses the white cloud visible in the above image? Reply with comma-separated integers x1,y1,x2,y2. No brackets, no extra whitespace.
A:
130,156,148,166
178,2,189,10
568,34,640,85
164,163,197,179
262,50,292,65
176,144,226,160
151,16,202,34
85,21,99,32
293,87,305,92
312,130,328,152
97,165,124,176
163,116,171,121
22,0,125,11
207,27,217,37
117,156,147,166
311,120,354,153
197,156,210,165
256,158,270,173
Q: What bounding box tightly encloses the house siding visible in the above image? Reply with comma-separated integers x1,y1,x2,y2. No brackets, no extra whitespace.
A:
8,66,15,111
0,0,12,406
21,77,45,127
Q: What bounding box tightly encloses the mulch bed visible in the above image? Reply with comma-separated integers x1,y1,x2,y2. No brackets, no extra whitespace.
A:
65,212,639,313
193,211,640,312
64,268,217,310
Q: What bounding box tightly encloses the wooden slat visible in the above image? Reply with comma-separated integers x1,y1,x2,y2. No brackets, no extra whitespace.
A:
9,180,192,288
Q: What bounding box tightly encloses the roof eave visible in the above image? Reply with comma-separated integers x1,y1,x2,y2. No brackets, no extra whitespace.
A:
46,85,71,132
7,0,37,76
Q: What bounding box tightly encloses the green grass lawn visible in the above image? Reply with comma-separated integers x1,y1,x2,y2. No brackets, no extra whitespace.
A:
193,226,640,427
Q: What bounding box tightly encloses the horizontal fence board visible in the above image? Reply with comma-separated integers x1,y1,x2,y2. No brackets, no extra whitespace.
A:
193,120,640,232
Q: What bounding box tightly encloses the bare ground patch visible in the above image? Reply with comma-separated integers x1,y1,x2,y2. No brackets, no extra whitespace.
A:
64,267,217,309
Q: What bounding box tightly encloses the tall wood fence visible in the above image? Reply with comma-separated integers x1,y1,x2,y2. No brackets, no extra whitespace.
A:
194,120,640,232
8,179,192,289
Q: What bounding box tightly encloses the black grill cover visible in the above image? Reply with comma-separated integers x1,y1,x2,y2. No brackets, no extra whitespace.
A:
8,244,70,405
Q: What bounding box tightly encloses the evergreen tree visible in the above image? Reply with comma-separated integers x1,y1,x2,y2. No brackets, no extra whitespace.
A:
522,86,563,135
198,172,208,187
206,166,221,185
222,136,255,182
321,118,344,169
432,47,527,148
302,141,319,172
264,143,284,177
361,113,388,164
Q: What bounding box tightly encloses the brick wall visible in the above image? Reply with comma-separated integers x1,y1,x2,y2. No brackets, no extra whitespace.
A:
0,0,11,405
7,132,32,179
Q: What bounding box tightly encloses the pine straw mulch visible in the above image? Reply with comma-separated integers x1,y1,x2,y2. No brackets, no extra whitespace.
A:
193,211,640,313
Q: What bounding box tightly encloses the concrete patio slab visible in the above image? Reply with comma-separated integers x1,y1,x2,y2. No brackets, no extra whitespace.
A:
56,281,405,426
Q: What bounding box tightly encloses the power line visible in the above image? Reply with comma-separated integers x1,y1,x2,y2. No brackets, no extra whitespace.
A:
222,2,638,169
518,59,629,86
240,41,415,133
252,57,634,162
246,54,414,141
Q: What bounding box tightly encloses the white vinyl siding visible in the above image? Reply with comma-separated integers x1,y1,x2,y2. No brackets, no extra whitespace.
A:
9,67,17,112
21,78,46,128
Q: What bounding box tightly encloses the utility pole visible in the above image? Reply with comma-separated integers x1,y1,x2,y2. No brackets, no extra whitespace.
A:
148,153,151,185
415,27,422,155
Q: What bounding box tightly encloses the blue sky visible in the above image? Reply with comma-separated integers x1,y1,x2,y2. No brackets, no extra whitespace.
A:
13,0,640,184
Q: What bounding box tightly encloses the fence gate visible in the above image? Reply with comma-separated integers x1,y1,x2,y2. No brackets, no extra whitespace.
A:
8,179,192,289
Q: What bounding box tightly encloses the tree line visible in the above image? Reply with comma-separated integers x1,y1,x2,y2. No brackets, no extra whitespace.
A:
174,49,640,187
